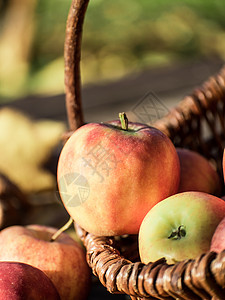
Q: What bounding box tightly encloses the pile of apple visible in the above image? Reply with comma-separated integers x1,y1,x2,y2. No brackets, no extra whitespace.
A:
57,112,225,266
0,112,224,299
0,224,91,299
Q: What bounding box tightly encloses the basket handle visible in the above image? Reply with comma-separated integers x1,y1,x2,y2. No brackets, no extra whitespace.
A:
64,0,90,132
64,0,225,140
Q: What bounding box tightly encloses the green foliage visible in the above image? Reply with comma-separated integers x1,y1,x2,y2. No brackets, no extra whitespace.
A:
1,0,225,99
31,0,72,70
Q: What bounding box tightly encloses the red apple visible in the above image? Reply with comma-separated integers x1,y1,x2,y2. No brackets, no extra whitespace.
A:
0,261,60,299
0,224,91,300
176,148,221,195
57,114,180,236
139,191,225,264
210,216,225,253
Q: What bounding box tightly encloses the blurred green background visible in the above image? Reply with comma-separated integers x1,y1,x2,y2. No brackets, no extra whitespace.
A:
0,0,225,103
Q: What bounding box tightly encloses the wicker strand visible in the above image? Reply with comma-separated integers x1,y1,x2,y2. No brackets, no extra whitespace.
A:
75,222,225,299
153,65,225,175
153,65,225,144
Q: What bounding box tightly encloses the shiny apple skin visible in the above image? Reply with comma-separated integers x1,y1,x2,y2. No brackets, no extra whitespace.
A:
139,191,225,264
57,121,180,236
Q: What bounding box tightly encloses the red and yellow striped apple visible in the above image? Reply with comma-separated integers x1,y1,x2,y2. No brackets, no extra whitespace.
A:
139,191,225,264
57,114,180,236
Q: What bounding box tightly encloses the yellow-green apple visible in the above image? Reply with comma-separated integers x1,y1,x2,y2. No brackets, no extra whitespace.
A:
139,191,225,265
0,224,91,300
210,216,225,253
0,261,60,299
176,148,221,195
57,113,180,236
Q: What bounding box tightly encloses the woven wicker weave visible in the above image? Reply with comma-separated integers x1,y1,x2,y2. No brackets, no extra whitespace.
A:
64,1,225,299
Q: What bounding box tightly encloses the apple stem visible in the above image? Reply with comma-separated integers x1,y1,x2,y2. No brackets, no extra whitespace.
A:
119,112,128,131
50,217,73,242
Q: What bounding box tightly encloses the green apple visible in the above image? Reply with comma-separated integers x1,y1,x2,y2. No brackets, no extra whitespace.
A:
139,191,225,264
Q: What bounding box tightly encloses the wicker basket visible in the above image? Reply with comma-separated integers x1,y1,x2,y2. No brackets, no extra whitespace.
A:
63,1,225,299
